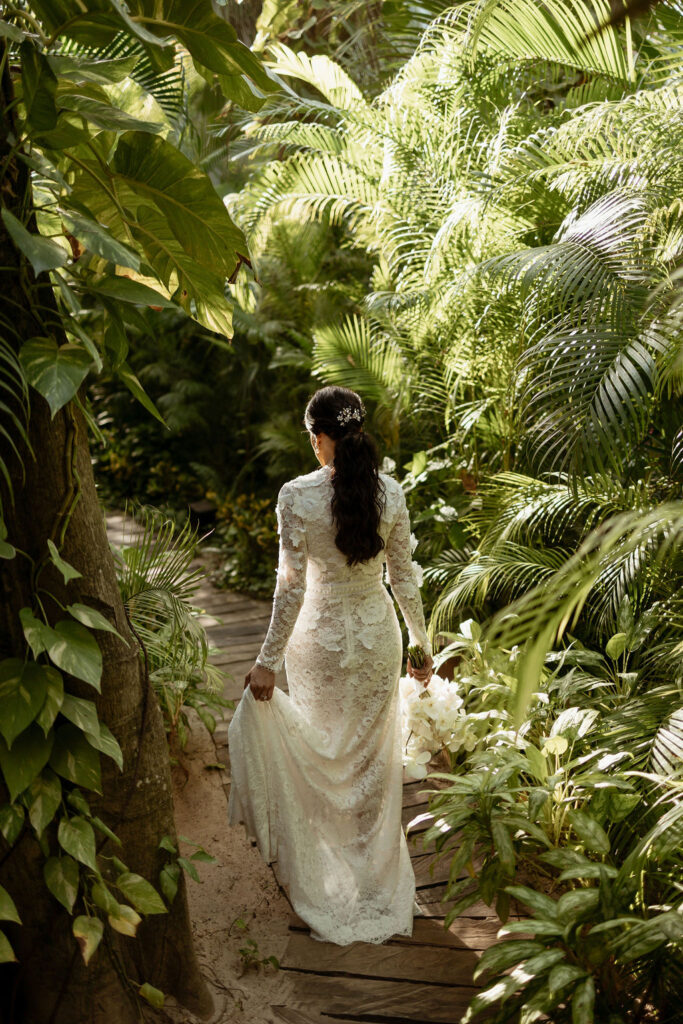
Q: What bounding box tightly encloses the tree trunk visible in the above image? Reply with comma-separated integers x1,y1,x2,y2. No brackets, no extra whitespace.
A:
0,60,212,1024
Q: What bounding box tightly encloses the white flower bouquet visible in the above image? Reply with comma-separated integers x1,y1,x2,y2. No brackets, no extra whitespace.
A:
399,670,478,780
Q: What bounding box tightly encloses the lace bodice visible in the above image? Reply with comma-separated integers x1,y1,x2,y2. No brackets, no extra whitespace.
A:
255,466,430,672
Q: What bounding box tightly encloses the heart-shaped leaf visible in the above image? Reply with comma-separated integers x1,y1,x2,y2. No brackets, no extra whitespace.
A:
25,768,62,836
50,723,102,794
0,930,17,963
73,915,104,965
0,659,49,747
0,725,54,802
116,872,167,915
2,209,67,276
0,804,24,845
58,815,97,871
66,603,124,639
44,855,79,913
0,884,21,924
47,539,82,583
60,693,100,735
19,338,93,417
35,667,64,734
44,620,102,690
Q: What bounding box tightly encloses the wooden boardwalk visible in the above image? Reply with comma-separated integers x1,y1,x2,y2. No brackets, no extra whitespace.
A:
106,515,507,1024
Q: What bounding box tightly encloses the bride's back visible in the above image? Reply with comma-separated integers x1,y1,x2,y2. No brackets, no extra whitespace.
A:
281,466,403,587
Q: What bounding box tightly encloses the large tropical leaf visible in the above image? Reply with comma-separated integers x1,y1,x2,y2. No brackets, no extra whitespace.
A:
69,131,248,334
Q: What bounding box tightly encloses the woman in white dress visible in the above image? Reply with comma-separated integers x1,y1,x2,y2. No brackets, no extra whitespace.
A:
227,386,433,945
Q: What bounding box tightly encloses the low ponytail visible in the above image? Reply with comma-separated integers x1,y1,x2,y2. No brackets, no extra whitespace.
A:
304,387,385,566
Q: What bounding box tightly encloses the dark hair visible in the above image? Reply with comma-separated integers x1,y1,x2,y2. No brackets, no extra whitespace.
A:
304,386,385,566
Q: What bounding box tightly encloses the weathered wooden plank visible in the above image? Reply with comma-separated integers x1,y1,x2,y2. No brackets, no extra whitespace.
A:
206,622,272,641
269,1008,371,1024
412,851,452,888
402,782,438,809
401,803,432,831
275,972,475,1022
393,916,501,951
281,932,478,986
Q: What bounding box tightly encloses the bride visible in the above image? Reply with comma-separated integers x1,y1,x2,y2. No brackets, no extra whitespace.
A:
227,385,433,945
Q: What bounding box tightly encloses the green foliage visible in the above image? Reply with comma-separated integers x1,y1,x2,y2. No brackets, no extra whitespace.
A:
113,505,234,747
212,492,279,597
0,0,271,985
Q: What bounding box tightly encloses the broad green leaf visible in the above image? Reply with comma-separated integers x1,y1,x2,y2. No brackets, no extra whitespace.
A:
0,725,54,802
91,881,120,916
572,977,596,1023
87,275,175,308
71,132,249,335
83,721,123,771
66,789,91,817
504,884,557,920
541,735,568,757
2,210,67,276
0,884,21,924
491,817,515,874
144,2,275,91
20,41,58,132
44,621,102,690
36,667,64,734
47,539,82,583
47,54,139,84
73,915,103,965
116,872,167,915
44,854,79,913
58,210,140,272
0,930,17,963
103,321,128,370
19,607,50,658
59,694,100,736
177,856,200,882
549,963,588,993
0,20,25,42
0,804,24,845
0,659,49,747
50,724,102,793
139,983,164,1009
557,888,601,922
57,92,162,134
91,815,121,846
524,743,548,782
568,809,611,854
19,338,92,418
108,904,141,937
159,861,180,904
118,363,166,426
158,835,177,854
474,940,544,981
0,521,16,560
25,768,62,837
58,816,97,871
66,603,124,639
605,632,627,660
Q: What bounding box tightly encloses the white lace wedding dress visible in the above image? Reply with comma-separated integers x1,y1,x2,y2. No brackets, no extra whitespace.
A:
227,464,431,945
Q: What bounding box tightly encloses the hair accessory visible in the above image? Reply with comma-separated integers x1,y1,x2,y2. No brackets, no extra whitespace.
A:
337,404,364,427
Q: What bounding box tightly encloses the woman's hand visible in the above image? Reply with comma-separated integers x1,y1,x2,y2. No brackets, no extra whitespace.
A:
407,653,433,689
245,663,276,702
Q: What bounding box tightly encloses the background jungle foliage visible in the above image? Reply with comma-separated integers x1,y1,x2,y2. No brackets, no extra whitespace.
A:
4,0,682,1022
96,1,683,1020
0,1,276,1020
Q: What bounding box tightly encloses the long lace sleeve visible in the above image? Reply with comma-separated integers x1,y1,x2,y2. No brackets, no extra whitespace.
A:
385,486,431,656
255,483,308,672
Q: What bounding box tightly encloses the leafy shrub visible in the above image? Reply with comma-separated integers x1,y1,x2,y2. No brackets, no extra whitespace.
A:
210,492,279,598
